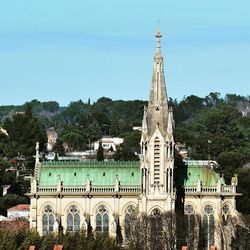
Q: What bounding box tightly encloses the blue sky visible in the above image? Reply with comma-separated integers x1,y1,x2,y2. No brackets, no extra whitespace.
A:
0,0,249,106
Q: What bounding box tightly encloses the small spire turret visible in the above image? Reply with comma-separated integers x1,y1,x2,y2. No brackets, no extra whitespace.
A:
35,141,40,164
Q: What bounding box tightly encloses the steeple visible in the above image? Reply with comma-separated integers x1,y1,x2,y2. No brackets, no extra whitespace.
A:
156,29,162,55
146,29,169,138
140,31,175,213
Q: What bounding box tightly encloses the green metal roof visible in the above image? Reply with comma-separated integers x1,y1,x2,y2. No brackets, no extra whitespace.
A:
39,161,140,186
39,160,220,188
185,161,219,187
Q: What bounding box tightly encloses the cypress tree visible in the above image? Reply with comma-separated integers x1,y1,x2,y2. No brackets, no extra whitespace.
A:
97,141,104,161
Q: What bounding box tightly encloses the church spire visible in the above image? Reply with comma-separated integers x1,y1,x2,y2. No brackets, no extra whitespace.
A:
156,29,162,55
146,30,169,138
139,31,175,213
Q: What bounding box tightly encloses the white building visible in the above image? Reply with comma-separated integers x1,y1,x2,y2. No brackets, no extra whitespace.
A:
7,204,30,220
46,127,58,151
94,136,124,151
0,215,10,221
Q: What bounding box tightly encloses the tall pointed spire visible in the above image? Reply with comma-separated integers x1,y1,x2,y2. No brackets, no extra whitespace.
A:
156,29,162,55
146,29,169,138
139,31,175,212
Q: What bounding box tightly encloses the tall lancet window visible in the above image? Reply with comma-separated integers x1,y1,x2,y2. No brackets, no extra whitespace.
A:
150,208,162,250
67,205,80,232
42,204,55,235
96,205,109,234
154,137,160,183
184,204,196,249
125,205,135,240
203,205,215,248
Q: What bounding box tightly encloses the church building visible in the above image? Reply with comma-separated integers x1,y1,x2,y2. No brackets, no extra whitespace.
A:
28,31,240,249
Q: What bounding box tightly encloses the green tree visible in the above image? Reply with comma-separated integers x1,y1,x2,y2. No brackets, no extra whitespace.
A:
0,194,28,215
53,138,65,156
2,106,47,167
97,141,104,161
113,131,140,161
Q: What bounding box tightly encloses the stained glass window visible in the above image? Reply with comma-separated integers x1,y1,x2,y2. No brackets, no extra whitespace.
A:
96,205,109,234
125,205,135,240
185,204,194,214
204,205,213,214
67,205,80,232
222,204,230,223
151,208,161,218
150,208,163,250
184,204,195,248
222,204,229,214
42,205,55,235
203,205,215,249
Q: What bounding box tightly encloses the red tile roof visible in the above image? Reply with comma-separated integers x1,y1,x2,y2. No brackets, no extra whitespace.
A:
7,204,30,212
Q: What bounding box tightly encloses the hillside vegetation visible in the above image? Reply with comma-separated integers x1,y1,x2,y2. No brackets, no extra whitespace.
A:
0,92,250,216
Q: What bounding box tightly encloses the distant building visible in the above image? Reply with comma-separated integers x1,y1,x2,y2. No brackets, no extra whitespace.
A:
0,215,10,221
46,127,58,151
7,204,30,220
45,150,96,161
0,127,8,136
175,142,188,159
132,126,142,131
94,136,123,151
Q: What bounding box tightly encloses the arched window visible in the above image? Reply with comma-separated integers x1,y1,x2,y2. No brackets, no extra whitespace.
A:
222,204,230,223
185,204,194,215
125,205,135,240
42,205,55,235
154,137,160,183
151,208,161,218
150,208,163,249
96,205,109,234
184,204,196,249
67,205,80,232
203,205,215,249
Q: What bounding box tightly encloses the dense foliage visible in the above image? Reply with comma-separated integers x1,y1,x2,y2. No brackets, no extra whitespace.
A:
0,92,250,217
0,105,47,168
0,213,249,250
0,229,121,250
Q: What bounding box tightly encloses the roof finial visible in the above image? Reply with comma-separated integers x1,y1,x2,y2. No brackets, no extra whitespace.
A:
155,25,162,54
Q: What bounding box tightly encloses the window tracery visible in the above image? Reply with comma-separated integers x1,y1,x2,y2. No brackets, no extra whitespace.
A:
125,205,135,240
184,204,196,248
203,205,215,248
184,204,194,214
67,205,80,232
151,208,161,217
42,204,55,235
150,208,163,249
96,205,109,234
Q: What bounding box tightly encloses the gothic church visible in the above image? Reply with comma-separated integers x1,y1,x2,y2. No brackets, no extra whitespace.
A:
29,31,240,250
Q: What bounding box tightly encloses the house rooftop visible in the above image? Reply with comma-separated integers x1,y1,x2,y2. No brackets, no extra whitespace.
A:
7,204,30,212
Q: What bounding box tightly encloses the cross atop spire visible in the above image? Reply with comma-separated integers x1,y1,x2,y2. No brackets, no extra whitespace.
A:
155,29,162,54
